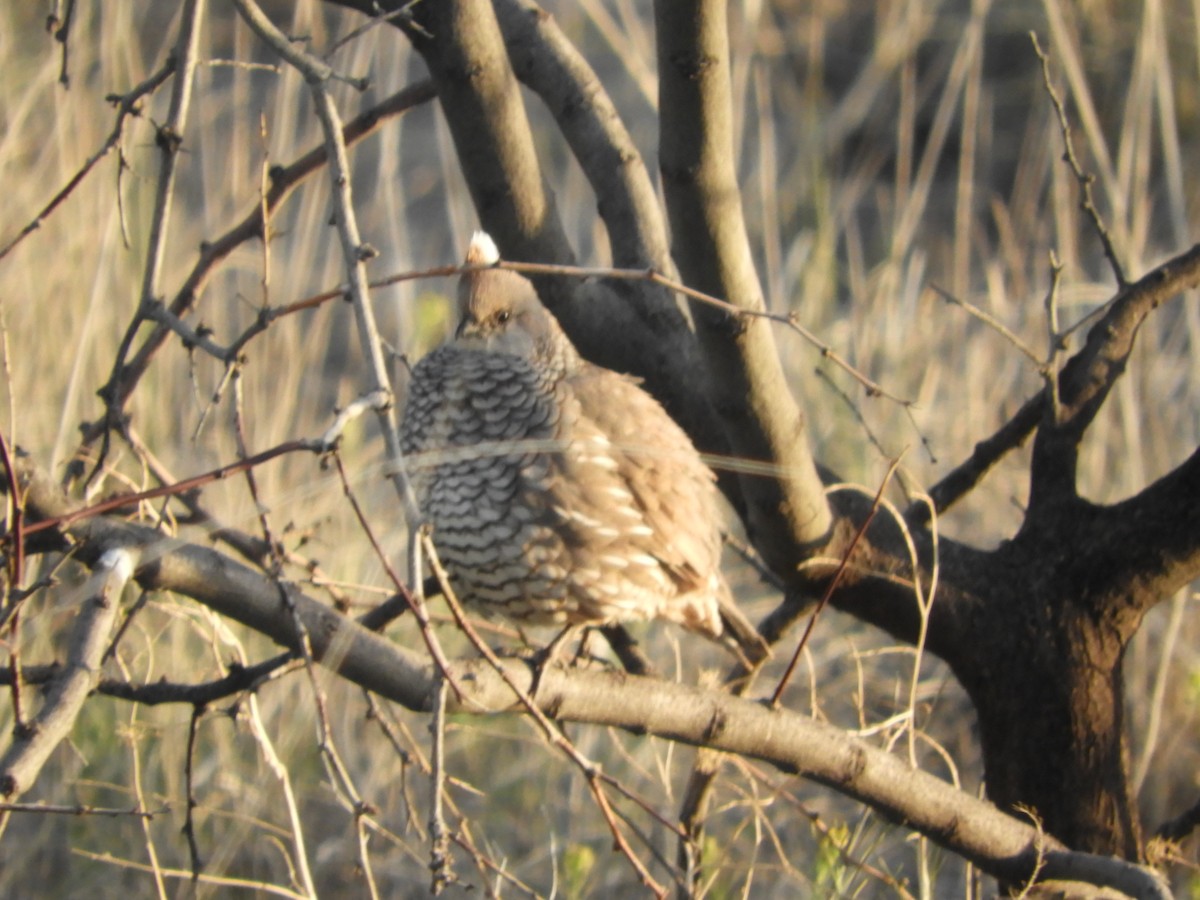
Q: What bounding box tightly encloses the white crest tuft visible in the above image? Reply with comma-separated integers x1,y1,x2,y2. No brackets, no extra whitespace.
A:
466,231,500,266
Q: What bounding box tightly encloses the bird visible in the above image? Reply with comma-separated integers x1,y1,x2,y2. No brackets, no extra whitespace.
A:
400,232,767,667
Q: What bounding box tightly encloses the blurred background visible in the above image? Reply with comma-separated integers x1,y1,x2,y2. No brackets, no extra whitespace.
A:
0,1,1196,895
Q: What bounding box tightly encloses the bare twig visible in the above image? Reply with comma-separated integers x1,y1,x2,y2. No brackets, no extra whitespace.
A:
330,453,461,696
0,801,160,817
1031,32,1127,288
422,535,669,897
0,62,175,263
71,850,311,899
503,259,911,405
87,0,207,486
182,705,204,880
230,0,423,567
23,439,323,538
772,461,901,707
75,78,436,469
930,283,1044,368
5,654,297,705
244,683,318,898
427,677,456,894
0,430,26,731
912,240,1200,524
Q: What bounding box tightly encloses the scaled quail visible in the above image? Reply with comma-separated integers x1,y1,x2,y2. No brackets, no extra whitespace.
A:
400,232,766,663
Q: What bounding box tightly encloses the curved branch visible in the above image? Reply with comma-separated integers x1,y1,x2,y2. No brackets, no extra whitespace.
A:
654,0,832,572
492,0,671,274
1028,242,1200,513
8,462,1170,898
917,241,1200,526
323,0,731,464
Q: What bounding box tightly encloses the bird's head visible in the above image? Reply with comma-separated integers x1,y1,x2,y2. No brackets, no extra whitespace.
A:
454,232,572,367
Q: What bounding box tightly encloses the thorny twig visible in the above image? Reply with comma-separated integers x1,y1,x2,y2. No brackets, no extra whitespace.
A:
74,77,435,473
23,439,323,538
87,0,206,488
331,452,462,697
0,801,162,818
0,62,175,263
500,259,909,405
1031,32,1127,288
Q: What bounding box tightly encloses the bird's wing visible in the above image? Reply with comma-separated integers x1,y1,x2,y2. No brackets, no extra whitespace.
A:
563,364,722,594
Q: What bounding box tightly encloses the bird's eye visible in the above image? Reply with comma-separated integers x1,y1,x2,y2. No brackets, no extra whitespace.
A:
496,310,511,324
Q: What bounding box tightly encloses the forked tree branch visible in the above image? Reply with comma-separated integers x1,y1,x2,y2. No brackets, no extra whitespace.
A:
491,0,672,274
1028,242,1200,513
324,0,730,451
914,241,1200,525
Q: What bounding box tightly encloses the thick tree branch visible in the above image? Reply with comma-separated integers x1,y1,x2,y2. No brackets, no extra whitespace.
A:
654,0,832,574
0,548,131,799
5,463,1170,897
492,0,671,274
1028,242,1200,513
1084,444,1200,623
491,0,725,440
397,0,576,268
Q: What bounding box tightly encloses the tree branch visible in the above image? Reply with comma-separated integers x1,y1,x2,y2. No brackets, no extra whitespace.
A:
915,241,1200,526
1084,444,1200,623
492,0,671,275
87,0,206,484
6,460,1171,898
1028,242,1200,513
323,0,733,459
654,0,832,574
0,547,131,798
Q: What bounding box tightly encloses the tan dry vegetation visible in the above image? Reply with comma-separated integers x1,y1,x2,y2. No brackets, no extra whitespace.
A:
0,1,1196,897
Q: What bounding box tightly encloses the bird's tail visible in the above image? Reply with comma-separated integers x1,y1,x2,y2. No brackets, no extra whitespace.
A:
716,595,772,671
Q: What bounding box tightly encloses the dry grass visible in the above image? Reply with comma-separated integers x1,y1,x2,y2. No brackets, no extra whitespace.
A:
0,1,1196,896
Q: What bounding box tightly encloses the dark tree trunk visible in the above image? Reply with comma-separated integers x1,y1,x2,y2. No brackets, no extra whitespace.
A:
959,530,1145,857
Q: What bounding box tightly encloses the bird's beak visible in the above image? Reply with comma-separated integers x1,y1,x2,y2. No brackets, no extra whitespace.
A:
455,314,488,348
